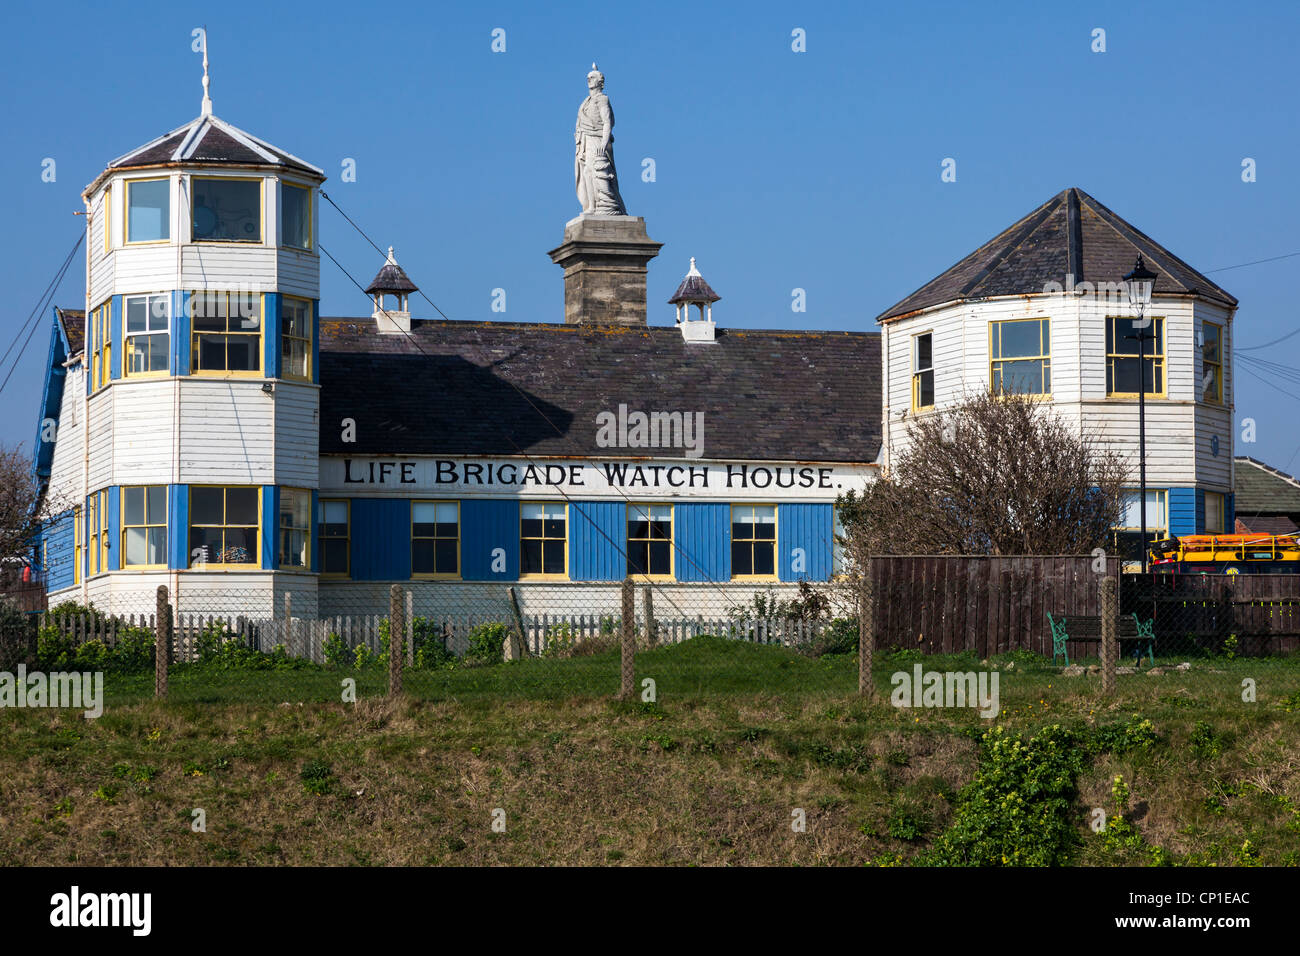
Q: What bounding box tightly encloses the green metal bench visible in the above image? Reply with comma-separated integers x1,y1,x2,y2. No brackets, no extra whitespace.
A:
1046,612,1155,667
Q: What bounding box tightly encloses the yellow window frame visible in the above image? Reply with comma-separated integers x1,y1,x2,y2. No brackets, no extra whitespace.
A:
123,293,171,378
99,491,110,573
627,502,674,580
519,501,568,580
989,317,1051,397
731,503,779,580
120,485,168,570
73,506,82,585
187,485,262,570
278,487,312,570
1105,316,1166,398
190,175,265,245
911,330,934,411
412,500,461,579
1201,321,1224,404
189,290,266,377
281,295,313,382
124,176,171,246
318,498,350,577
280,180,313,251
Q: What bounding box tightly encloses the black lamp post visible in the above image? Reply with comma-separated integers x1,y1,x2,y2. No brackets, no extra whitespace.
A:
1124,254,1157,572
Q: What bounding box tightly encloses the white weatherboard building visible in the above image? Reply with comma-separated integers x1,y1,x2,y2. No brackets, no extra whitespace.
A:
31,73,879,619
876,188,1237,555
30,73,1239,619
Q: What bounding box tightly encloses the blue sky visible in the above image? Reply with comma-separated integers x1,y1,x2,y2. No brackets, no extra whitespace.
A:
2,0,1298,470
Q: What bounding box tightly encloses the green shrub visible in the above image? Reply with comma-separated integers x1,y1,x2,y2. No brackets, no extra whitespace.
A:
412,617,454,669
0,601,35,669
465,622,509,666
810,617,858,656
920,724,1087,866
323,633,348,668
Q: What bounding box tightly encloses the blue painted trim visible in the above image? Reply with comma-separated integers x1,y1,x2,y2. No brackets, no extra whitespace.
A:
174,290,190,375
105,486,121,572
675,502,730,582
1167,487,1197,537
265,293,282,379
168,483,189,569
460,498,519,580
109,295,122,381
349,498,412,580
32,309,68,480
1226,493,1235,532
778,503,833,582
569,500,624,581
262,486,278,570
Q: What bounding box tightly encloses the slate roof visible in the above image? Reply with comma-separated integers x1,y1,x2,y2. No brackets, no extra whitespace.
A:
319,320,880,463
84,113,323,195
365,259,419,295
1236,515,1300,535
877,187,1237,322
56,308,84,358
1234,457,1300,514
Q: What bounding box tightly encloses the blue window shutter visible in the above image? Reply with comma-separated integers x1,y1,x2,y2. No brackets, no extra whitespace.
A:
778,503,832,582
569,501,624,580
109,296,122,381
106,486,121,571
265,293,282,379
1226,493,1235,532
461,499,519,580
1195,489,1206,533
174,291,190,375
674,502,729,582
168,484,189,569
349,499,412,580
1167,488,1196,536
262,486,278,569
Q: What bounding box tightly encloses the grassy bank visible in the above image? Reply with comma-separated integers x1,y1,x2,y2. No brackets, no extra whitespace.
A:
1,640,1297,866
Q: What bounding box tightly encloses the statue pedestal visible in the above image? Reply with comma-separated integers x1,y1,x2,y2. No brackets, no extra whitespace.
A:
548,215,663,326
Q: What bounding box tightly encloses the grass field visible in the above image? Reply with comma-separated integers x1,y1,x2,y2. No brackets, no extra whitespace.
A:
1,638,1298,866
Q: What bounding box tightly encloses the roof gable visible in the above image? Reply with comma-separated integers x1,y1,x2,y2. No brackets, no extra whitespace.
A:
877,188,1237,322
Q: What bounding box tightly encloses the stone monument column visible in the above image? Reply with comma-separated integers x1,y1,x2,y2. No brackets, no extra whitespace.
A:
548,64,661,326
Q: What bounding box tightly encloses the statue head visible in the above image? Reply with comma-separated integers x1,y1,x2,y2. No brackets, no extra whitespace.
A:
587,62,604,92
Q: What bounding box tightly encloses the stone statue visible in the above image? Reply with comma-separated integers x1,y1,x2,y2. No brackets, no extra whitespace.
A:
574,64,627,216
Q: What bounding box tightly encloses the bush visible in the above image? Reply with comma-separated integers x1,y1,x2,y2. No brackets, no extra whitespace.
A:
193,620,309,671
0,600,35,668
34,601,155,673
809,617,858,656
412,617,454,669
323,632,349,668
465,622,510,666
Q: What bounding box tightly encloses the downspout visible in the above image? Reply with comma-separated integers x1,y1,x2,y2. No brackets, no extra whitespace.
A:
80,194,91,605
173,175,184,615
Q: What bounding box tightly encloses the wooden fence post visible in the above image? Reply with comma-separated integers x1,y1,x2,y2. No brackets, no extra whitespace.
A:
642,585,656,647
859,561,874,697
406,590,415,667
507,587,529,658
619,578,635,700
1101,576,1117,695
155,586,171,699
283,592,292,656
388,585,404,698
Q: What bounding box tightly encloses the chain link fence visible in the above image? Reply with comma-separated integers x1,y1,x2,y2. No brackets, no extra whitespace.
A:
16,560,1300,710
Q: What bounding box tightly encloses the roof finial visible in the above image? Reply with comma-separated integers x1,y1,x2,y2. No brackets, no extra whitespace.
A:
687,256,700,277
200,27,212,116
387,246,396,263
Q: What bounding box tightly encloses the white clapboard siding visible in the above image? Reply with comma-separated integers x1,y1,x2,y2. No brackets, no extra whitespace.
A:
177,381,276,484
47,368,86,513
110,381,179,484
87,390,114,490
113,245,179,295
181,246,278,291
277,248,320,299
273,382,319,486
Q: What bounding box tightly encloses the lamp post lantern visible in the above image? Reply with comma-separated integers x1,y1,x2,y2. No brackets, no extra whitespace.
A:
1124,254,1158,572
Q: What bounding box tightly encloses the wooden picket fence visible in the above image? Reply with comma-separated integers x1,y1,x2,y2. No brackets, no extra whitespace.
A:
40,609,832,662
